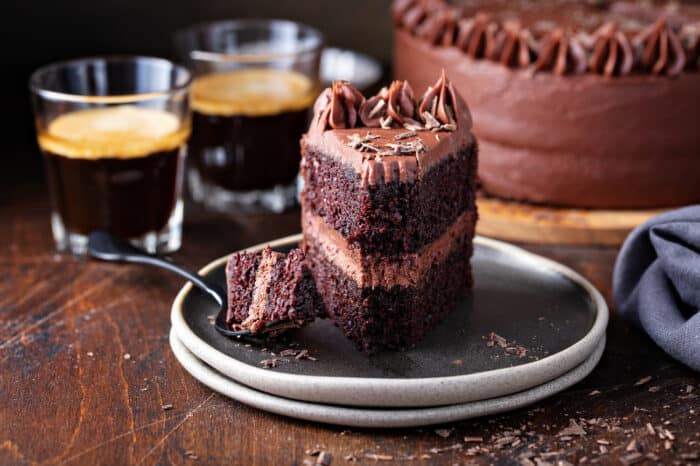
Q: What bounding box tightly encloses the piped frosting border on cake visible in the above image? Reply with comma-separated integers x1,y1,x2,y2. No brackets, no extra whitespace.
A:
392,0,700,77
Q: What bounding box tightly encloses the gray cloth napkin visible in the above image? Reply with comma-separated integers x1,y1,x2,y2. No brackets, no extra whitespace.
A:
613,205,700,371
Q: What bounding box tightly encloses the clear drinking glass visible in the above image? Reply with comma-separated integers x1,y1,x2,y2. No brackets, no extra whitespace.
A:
30,56,192,255
175,19,323,213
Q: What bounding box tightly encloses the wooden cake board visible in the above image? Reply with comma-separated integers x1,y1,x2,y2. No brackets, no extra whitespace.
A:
476,196,665,247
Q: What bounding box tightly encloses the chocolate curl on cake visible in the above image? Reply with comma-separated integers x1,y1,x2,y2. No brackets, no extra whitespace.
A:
359,80,418,128
680,22,700,70
487,21,537,69
588,22,635,77
533,28,588,76
455,13,497,59
418,70,470,131
314,81,365,130
633,16,686,76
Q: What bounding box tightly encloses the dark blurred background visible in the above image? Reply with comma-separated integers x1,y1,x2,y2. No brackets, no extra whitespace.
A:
3,0,392,187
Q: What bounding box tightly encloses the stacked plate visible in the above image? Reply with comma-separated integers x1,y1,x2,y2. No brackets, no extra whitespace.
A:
170,235,608,428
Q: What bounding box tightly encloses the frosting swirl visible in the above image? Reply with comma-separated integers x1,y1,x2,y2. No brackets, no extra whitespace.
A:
418,69,468,129
533,28,588,75
633,15,686,77
681,22,700,70
455,13,498,59
313,81,365,130
487,20,537,69
588,22,635,77
416,7,462,46
359,80,417,128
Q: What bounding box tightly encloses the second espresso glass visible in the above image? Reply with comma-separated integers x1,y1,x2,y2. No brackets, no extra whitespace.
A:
176,19,322,213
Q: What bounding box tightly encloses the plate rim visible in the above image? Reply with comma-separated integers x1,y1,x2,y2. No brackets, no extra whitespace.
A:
171,234,609,407
169,329,606,428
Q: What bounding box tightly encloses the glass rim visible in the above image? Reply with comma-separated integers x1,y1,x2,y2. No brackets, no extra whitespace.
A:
29,55,192,104
175,18,324,63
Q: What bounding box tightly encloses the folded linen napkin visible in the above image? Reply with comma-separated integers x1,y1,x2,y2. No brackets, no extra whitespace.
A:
613,205,700,372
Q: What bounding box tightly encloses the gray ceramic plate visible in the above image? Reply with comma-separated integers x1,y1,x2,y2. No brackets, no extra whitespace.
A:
171,235,608,408
170,330,606,428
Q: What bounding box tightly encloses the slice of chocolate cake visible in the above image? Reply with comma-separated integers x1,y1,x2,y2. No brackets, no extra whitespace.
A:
301,71,478,353
225,247,321,334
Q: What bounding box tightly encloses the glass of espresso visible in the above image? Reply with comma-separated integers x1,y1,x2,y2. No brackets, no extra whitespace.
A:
176,20,322,213
30,56,192,254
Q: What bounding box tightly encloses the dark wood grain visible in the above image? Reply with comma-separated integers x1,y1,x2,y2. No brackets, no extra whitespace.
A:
1,184,698,466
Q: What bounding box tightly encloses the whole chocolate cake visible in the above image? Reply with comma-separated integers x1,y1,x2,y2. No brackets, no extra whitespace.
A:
301,72,478,352
393,0,700,209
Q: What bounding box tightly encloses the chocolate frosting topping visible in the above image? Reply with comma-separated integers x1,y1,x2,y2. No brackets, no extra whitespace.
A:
681,22,700,69
588,22,635,76
314,81,365,131
633,16,687,76
455,13,497,58
359,80,417,128
533,29,588,75
487,21,537,69
313,71,469,135
416,7,461,46
418,69,469,129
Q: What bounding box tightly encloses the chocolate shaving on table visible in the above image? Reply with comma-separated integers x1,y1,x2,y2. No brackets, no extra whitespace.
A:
418,69,458,129
487,20,537,69
533,28,588,75
359,80,416,128
455,13,497,58
314,81,365,131
633,15,687,76
588,22,635,77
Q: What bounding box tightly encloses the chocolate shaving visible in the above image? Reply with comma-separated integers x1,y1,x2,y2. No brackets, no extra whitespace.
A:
395,130,417,140
260,358,279,369
346,132,380,152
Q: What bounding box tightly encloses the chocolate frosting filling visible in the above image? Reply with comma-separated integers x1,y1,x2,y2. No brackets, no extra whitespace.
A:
303,210,475,289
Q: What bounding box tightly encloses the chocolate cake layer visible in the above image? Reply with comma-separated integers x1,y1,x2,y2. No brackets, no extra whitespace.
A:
304,229,474,352
301,134,477,256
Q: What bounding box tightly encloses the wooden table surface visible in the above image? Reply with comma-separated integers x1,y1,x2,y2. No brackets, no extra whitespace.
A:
1,183,698,466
